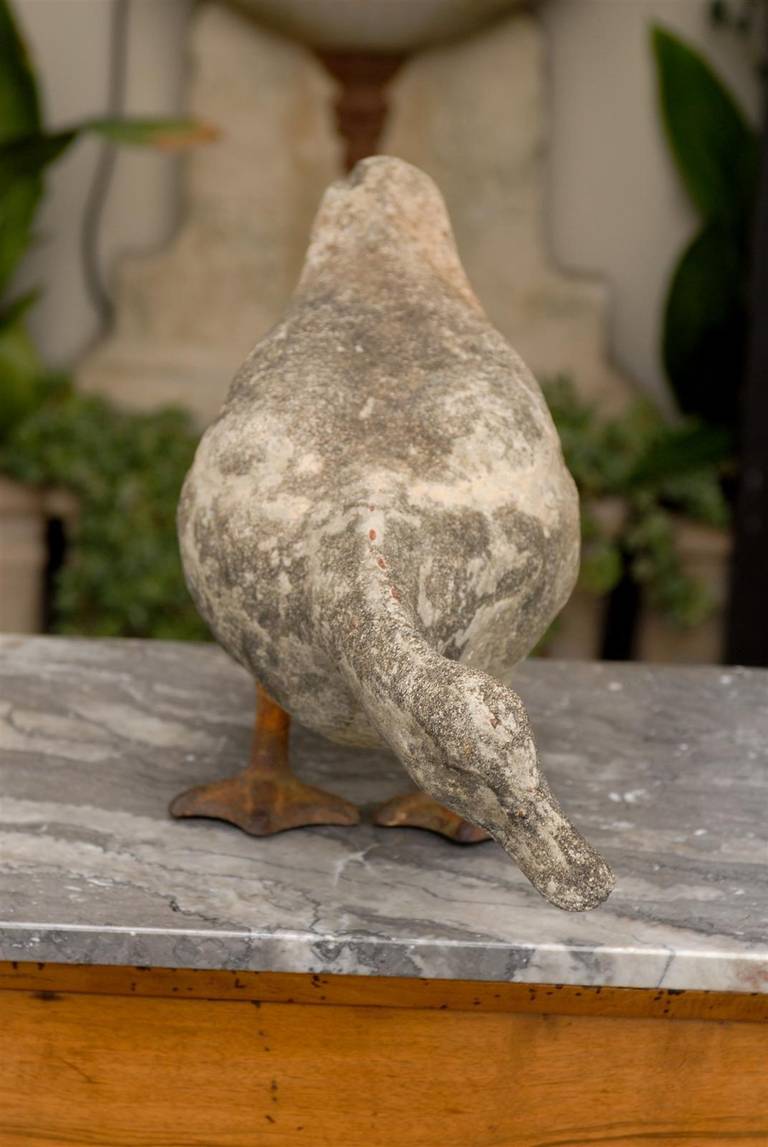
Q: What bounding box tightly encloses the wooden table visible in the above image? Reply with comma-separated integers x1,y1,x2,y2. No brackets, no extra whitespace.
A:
1,637,767,1145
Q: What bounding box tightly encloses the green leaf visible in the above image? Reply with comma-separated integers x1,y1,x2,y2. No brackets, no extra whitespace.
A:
579,540,623,595
0,388,208,639
0,0,43,293
0,131,74,294
0,128,75,188
83,117,218,151
0,114,216,190
659,469,730,528
0,0,40,141
652,24,758,230
629,421,732,484
0,115,214,295
0,286,38,327
662,220,747,428
0,295,44,437
0,2,213,297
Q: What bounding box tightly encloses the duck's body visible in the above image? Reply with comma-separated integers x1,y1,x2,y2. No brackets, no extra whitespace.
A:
175,158,614,912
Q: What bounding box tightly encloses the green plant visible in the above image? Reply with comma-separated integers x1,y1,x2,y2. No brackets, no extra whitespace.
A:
0,0,213,440
0,383,207,639
652,24,758,433
544,376,730,627
0,0,217,639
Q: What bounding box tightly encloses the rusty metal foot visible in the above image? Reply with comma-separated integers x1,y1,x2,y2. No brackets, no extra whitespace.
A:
169,684,360,836
169,771,360,836
373,791,490,844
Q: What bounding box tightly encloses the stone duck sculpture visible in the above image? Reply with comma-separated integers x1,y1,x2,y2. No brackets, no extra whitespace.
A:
170,156,616,912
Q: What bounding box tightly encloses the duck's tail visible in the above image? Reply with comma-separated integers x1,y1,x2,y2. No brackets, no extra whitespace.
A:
314,524,615,912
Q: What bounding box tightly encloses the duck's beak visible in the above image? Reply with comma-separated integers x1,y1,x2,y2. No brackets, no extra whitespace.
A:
495,795,616,911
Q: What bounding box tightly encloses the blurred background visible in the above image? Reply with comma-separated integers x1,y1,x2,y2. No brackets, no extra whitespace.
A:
1,0,765,665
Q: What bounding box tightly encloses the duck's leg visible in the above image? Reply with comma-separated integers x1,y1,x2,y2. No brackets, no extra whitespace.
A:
169,686,360,835
373,792,490,844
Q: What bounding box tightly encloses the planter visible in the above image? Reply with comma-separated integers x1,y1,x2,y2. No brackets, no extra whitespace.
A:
0,478,47,633
544,589,606,659
0,480,79,635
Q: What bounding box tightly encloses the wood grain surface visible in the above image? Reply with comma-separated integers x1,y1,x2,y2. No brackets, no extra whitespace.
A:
2,961,767,1021
1,964,767,1147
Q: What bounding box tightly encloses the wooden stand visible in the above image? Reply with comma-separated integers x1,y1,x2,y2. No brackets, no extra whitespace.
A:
2,961,766,1146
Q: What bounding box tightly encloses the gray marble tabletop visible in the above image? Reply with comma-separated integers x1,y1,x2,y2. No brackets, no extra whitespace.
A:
1,636,766,992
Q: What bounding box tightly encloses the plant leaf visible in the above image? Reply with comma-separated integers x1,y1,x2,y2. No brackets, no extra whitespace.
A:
662,220,747,428
0,0,43,293
652,24,758,231
83,117,218,151
0,115,216,189
0,129,75,188
579,540,623,595
0,295,45,438
629,421,732,484
0,0,40,139
0,114,214,293
0,286,39,328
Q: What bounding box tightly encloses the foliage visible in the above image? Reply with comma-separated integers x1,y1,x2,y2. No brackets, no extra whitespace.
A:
0,0,213,443
544,376,730,627
652,24,758,432
0,382,208,640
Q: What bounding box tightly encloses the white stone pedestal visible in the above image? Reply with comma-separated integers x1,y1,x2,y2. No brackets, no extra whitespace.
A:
78,1,630,424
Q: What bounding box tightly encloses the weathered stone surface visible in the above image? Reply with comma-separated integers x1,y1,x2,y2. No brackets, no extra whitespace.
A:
178,156,614,911
2,637,767,990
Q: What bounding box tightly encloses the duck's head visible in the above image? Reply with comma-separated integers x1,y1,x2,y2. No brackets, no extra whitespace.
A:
298,155,482,311
399,664,616,912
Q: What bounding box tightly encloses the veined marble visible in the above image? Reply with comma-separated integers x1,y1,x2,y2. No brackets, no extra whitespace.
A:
0,636,766,992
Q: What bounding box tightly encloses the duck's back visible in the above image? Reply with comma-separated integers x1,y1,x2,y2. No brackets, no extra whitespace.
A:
178,158,579,746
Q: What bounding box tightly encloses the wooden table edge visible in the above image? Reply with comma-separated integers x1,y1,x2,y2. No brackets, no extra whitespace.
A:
1,960,765,1022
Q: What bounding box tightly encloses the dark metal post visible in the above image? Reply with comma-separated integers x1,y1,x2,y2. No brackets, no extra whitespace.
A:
726,63,768,665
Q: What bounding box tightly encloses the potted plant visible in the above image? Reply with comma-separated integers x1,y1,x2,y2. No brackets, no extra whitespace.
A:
542,376,730,660
637,23,756,660
544,23,756,663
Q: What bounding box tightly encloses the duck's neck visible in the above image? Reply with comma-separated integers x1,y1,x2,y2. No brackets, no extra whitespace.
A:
312,535,615,911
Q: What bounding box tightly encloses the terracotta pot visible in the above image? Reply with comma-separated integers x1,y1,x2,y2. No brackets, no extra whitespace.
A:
0,478,46,633
0,480,80,635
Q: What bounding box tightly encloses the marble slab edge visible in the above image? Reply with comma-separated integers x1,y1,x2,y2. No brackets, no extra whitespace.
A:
1,922,766,994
